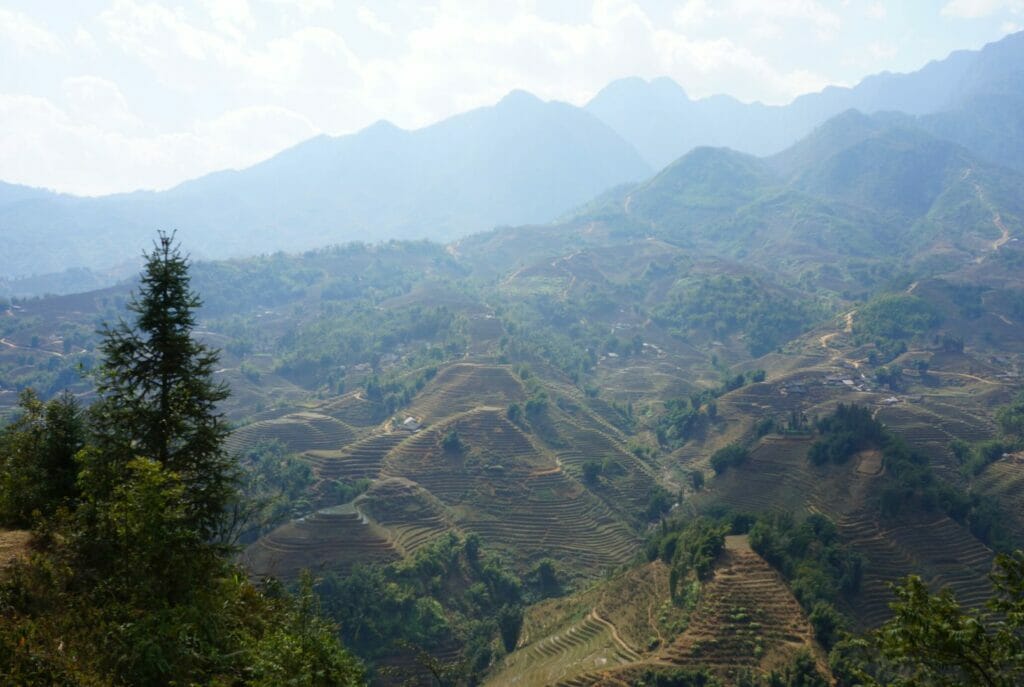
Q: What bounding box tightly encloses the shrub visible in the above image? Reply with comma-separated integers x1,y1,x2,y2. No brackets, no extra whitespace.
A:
710,444,749,475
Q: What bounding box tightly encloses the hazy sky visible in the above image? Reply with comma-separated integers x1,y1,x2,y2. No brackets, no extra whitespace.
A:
1,0,1021,196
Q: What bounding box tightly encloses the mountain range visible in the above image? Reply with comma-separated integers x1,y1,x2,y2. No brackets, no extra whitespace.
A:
3,30,1024,295
587,30,1024,169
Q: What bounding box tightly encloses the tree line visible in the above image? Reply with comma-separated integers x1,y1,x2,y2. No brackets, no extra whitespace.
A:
0,233,362,685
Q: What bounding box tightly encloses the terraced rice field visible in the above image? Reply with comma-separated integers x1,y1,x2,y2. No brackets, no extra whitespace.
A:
655,536,823,678
706,434,996,629
304,431,408,481
357,478,455,556
554,419,654,520
976,456,1024,534
486,610,640,687
548,537,828,686
459,471,639,570
831,509,994,628
706,436,818,514
243,504,399,580
226,411,357,454
384,409,639,571
504,560,675,686
875,404,983,481
318,392,386,427
408,363,526,421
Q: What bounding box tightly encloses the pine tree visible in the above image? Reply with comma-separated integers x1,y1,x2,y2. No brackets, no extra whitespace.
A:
1,233,365,686
89,231,235,541
0,389,83,526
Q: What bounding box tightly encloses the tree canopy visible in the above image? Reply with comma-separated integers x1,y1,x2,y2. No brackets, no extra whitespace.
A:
0,232,364,686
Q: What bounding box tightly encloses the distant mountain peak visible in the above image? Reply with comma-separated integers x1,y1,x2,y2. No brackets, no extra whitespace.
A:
589,76,689,102
497,89,543,109
649,76,688,98
362,119,403,134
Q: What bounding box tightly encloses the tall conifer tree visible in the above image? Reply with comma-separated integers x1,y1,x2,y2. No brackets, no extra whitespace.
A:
91,231,235,540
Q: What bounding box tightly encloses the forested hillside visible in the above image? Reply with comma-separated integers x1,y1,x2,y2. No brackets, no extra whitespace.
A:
3,79,1024,683
5,23,1024,687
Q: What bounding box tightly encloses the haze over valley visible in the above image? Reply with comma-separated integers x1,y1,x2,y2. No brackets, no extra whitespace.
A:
4,4,1024,686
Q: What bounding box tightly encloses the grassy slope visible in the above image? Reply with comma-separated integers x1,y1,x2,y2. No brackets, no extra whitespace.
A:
487,536,830,687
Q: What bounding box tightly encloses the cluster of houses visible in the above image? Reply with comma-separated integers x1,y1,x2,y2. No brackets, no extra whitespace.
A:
777,373,904,406
824,374,871,393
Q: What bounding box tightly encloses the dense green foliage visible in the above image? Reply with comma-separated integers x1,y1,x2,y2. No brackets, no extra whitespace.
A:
653,275,821,356
634,652,828,687
0,234,363,685
236,439,318,541
810,404,1011,550
996,389,1024,438
654,371,763,448
647,518,728,603
853,293,941,343
710,443,750,475
0,390,83,526
89,233,236,542
750,513,862,648
315,533,549,681
807,404,884,466
838,551,1024,687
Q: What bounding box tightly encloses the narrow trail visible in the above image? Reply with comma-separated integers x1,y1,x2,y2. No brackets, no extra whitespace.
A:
818,310,856,364
0,337,65,358
647,599,665,647
965,166,1014,259
992,212,1011,250
928,370,1001,386
996,313,1015,326
589,609,640,660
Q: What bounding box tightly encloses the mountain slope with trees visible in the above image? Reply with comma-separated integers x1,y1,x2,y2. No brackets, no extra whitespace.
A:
0,234,363,685
0,92,649,284
586,31,1024,169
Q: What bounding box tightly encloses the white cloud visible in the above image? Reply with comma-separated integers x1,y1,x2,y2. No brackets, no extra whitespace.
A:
4,0,975,195
261,0,334,15
356,6,393,36
0,92,317,195
868,41,897,60
866,2,887,20
74,27,98,51
941,0,1024,18
0,8,62,54
98,0,364,117
673,0,718,29
202,0,255,38
61,76,143,133
100,0,238,67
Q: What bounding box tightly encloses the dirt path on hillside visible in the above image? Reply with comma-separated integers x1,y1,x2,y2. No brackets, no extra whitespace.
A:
993,213,1011,251
966,167,1014,260
0,337,65,358
590,609,640,659
818,332,839,349
928,370,1001,385
647,599,665,647
818,311,856,361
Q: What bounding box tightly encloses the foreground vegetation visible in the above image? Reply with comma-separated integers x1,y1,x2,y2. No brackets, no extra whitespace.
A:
0,234,362,685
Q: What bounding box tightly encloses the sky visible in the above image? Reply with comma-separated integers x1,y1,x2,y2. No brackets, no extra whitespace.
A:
1,1,1022,196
